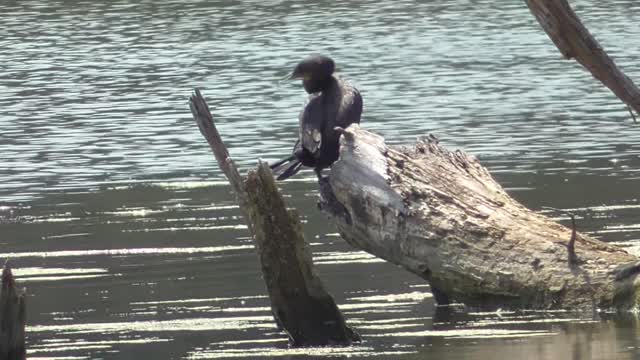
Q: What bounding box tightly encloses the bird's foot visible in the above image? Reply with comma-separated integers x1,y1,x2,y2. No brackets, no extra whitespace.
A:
314,168,325,181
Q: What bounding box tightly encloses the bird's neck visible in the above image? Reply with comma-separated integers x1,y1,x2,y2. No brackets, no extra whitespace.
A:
304,75,336,94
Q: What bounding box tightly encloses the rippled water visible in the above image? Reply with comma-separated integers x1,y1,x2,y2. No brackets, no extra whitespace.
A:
2,0,640,359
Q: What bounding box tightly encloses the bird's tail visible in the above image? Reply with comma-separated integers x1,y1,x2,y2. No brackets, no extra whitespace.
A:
270,154,296,171
276,160,303,180
270,154,303,180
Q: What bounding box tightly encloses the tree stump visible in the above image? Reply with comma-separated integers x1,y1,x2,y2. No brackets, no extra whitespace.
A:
244,163,359,345
319,125,640,310
189,89,359,346
0,264,26,360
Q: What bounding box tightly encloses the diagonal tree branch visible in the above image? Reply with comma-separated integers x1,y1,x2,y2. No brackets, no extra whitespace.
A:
189,89,247,204
525,0,640,118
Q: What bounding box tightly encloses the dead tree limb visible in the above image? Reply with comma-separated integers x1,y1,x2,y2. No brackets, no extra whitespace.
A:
189,89,358,346
525,0,640,117
320,125,640,310
0,264,26,360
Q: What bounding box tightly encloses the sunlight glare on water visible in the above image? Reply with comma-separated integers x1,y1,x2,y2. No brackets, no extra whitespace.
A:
2,0,640,359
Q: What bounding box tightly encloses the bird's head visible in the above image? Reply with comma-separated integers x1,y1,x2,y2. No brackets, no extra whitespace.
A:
288,55,335,94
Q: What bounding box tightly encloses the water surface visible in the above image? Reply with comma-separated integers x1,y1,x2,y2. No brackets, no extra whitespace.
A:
2,0,640,359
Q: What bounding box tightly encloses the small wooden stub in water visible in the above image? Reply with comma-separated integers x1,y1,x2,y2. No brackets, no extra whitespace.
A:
189,89,358,346
0,264,26,360
320,125,640,310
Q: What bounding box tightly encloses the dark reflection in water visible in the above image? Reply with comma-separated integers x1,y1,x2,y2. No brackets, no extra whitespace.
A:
1,0,640,359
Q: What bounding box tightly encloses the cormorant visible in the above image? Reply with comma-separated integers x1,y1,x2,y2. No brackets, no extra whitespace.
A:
271,55,363,180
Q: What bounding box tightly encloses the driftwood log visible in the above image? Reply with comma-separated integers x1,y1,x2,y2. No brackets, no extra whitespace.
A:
525,0,640,119
0,265,26,360
189,90,358,346
319,125,640,310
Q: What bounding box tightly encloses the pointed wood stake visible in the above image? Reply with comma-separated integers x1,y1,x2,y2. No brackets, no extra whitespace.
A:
0,264,26,360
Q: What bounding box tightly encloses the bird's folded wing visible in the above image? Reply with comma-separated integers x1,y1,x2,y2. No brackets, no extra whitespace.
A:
299,95,324,155
336,82,363,128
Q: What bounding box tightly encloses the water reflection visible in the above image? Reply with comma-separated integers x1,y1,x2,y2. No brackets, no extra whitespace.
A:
2,0,640,359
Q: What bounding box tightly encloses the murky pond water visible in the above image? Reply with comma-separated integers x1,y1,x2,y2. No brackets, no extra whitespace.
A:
2,0,640,359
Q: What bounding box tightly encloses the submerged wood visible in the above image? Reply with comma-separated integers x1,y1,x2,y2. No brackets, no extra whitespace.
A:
525,0,640,116
0,265,26,360
189,89,358,346
320,125,640,310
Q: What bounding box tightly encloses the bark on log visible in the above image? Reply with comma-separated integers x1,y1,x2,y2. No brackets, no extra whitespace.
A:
0,264,26,360
320,125,640,310
189,89,358,346
525,0,640,117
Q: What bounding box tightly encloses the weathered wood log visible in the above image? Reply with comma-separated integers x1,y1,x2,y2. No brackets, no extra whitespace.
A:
320,125,640,310
0,264,26,360
525,0,640,117
189,89,358,346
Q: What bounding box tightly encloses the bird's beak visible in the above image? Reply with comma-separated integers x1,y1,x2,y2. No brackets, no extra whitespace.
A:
278,72,308,85
277,72,291,86
280,72,295,81
277,72,297,85
285,71,310,81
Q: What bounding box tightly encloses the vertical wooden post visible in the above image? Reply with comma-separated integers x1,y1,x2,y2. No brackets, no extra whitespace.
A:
189,89,358,346
0,264,26,360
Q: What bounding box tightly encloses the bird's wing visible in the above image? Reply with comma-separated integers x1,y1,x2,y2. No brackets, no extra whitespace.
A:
335,80,363,129
299,94,324,156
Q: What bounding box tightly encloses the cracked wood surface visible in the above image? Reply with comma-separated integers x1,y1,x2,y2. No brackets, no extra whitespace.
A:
320,125,640,310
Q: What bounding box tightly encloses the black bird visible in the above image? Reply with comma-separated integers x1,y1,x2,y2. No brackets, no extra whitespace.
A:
271,55,363,180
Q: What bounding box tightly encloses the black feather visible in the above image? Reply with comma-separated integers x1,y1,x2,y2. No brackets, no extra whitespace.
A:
277,160,303,180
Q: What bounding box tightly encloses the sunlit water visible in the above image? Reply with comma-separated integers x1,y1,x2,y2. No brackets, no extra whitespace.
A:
2,0,640,359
